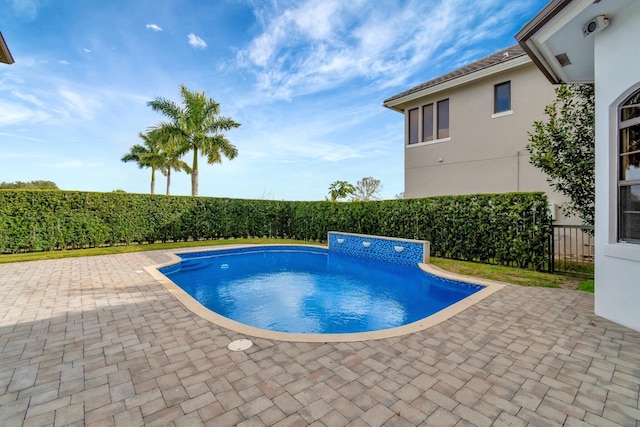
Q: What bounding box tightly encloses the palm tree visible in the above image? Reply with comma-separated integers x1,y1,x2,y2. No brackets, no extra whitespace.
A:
147,84,240,196
149,128,191,195
121,131,166,194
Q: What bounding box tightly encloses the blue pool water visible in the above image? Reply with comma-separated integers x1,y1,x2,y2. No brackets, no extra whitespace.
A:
160,246,483,334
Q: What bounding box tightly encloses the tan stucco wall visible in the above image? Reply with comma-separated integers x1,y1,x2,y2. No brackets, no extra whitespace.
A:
401,62,577,224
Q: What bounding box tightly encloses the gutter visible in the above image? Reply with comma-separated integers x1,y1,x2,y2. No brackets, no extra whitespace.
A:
382,103,405,114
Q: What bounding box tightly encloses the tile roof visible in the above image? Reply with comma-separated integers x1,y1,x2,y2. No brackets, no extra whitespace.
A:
383,45,527,105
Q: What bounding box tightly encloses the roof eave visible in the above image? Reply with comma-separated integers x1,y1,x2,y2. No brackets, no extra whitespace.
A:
515,0,574,84
516,40,562,85
382,103,405,113
515,0,574,43
383,55,531,112
515,0,591,85
0,32,15,65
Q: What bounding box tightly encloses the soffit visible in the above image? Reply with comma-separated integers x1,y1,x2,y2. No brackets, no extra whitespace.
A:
516,0,634,84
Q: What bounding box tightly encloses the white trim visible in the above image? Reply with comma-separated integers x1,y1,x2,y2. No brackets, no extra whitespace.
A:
491,110,513,119
521,0,596,84
603,243,640,262
536,0,592,44
385,56,531,108
407,137,451,148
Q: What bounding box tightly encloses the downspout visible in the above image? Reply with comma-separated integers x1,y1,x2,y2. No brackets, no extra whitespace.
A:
516,150,520,191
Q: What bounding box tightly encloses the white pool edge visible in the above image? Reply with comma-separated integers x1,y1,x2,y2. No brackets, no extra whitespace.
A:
144,244,506,343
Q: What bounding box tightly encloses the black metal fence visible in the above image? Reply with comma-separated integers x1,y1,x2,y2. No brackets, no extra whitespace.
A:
550,225,595,276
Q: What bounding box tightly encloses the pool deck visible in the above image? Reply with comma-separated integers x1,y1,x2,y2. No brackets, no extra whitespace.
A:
1,250,639,426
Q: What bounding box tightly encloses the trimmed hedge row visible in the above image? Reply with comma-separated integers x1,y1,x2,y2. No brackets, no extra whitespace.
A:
0,190,552,269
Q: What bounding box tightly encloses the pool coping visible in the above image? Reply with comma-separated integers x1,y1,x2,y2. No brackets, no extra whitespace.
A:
144,244,505,343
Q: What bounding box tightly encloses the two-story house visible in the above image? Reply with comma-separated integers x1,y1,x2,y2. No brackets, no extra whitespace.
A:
383,45,575,224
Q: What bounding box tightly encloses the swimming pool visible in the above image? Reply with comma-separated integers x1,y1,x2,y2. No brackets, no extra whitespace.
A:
159,246,484,335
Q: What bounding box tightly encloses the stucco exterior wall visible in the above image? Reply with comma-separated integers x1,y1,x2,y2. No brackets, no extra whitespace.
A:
402,62,575,223
593,0,640,331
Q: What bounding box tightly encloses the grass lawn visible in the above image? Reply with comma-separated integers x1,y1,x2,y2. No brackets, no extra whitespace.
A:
430,257,594,292
577,279,595,293
0,240,593,292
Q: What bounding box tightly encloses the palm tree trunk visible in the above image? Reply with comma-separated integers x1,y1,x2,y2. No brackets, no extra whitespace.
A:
151,168,156,195
166,169,171,196
191,148,199,196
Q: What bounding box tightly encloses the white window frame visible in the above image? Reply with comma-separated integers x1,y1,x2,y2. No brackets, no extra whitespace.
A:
618,89,640,244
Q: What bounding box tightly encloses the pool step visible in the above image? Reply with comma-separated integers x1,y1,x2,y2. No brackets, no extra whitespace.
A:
179,260,209,272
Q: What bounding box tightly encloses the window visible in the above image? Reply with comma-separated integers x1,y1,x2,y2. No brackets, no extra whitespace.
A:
494,81,511,113
437,99,449,139
422,104,433,142
406,98,449,145
619,89,640,243
408,108,419,144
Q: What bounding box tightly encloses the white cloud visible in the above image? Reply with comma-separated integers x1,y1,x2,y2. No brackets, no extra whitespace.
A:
0,132,49,144
59,88,100,120
0,100,50,125
8,0,41,21
285,141,361,162
236,0,536,103
58,59,70,65
146,23,163,32
83,48,92,54
11,90,45,107
187,33,207,49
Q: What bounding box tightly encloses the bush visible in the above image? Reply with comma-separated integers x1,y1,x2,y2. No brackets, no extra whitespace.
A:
0,190,552,270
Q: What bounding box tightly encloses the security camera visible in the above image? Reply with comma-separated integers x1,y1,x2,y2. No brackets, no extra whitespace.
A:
582,15,609,38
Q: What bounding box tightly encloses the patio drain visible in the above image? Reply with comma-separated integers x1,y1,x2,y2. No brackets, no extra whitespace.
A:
228,339,253,351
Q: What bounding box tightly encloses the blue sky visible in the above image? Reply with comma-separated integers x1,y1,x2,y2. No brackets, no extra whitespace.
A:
0,0,548,200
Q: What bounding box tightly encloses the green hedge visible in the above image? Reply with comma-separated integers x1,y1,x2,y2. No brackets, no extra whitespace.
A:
0,190,552,269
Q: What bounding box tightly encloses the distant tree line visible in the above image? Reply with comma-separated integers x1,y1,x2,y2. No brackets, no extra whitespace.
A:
0,180,59,190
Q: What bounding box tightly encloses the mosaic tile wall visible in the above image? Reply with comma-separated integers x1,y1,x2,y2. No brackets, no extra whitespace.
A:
328,232,429,266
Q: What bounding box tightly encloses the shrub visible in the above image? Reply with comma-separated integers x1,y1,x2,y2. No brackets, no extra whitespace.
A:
0,190,552,270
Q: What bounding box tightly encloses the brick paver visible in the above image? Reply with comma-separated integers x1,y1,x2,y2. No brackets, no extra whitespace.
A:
1,250,639,426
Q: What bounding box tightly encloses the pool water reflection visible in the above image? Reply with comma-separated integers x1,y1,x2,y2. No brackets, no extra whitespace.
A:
160,246,483,334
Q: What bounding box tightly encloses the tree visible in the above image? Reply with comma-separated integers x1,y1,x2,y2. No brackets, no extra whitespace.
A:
0,180,59,190
352,177,382,201
527,84,595,227
328,180,356,202
147,84,241,196
151,128,192,196
121,131,166,194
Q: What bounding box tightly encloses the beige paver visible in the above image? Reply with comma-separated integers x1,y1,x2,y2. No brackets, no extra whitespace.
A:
1,249,640,426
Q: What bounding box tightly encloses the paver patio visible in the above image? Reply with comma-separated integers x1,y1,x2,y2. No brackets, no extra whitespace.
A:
0,250,639,426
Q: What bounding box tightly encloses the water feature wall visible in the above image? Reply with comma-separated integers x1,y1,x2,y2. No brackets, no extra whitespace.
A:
328,232,430,266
